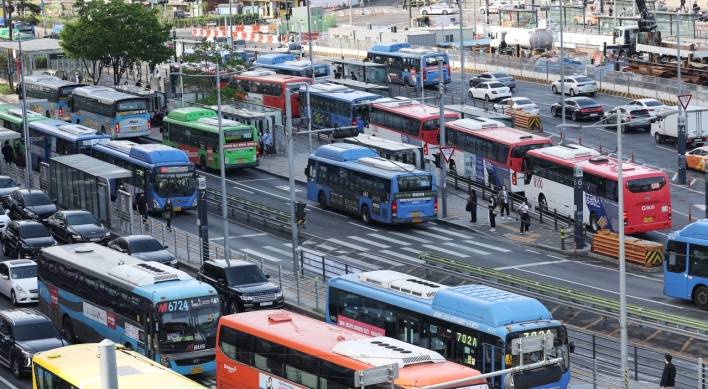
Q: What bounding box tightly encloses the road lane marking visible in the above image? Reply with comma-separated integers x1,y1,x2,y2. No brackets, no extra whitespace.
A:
337,255,380,270
347,222,378,231
369,234,412,245
494,259,568,270
463,240,512,252
327,238,370,251
414,230,452,240
348,236,390,248
237,178,276,182
444,242,490,255
422,244,469,258
0,375,18,389
428,226,471,239
263,246,294,257
241,248,282,262
232,186,254,194
401,247,423,255
386,231,429,243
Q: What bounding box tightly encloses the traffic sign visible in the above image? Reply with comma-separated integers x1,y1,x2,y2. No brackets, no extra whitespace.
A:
678,94,692,110
439,147,454,163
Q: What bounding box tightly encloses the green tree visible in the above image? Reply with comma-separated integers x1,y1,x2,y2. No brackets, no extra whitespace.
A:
181,38,248,105
59,0,173,85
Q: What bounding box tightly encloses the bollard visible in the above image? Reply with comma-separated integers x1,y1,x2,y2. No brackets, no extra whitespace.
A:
574,241,577,260
539,205,544,224
315,278,319,311
689,178,692,188
560,228,565,250
578,132,582,145
554,208,558,230
278,265,283,290
559,128,563,143
599,139,602,152
631,148,635,162
186,234,191,263
592,359,597,389
296,273,301,305
690,205,693,223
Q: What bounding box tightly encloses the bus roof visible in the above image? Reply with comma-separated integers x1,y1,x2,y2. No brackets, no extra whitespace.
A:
22,75,82,89
167,107,217,122
253,53,297,65
0,104,48,123
39,244,211,302
344,134,424,152
164,108,253,131
232,70,312,84
33,344,207,389
668,219,708,241
331,270,556,333
311,144,426,179
220,310,486,387
113,84,161,97
527,144,665,179
306,83,383,102
72,86,145,104
207,105,267,120
370,42,413,52
28,120,112,140
95,140,191,165
372,98,459,120
447,119,552,145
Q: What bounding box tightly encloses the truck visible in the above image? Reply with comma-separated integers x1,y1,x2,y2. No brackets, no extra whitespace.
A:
651,105,708,148
479,26,553,56
610,26,708,61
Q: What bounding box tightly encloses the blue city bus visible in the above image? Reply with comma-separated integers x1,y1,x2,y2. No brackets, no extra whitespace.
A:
326,270,571,389
22,75,83,121
27,120,112,169
38,244,221,375
305,143,437,224
253,53,331,83
91,140,197,212
300,83,383,132
664,219,708,310
366,42,450,87
70,86,151,139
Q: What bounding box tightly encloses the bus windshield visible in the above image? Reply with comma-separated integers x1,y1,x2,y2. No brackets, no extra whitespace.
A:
225,129,254,142
154,172,196,198
116,100,148,112
424,54,447,67
158,297,220,344
398,174,432,191
309,66,329,78
60,86,79,97
507,326,569,372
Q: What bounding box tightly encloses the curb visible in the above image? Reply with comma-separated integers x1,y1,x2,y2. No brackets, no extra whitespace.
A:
535,243,591,257
588,251,664,273
437,217,493,237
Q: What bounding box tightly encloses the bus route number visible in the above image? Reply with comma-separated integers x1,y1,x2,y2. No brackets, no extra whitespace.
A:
456,332,477,347
158,299,189,313
533,177,543,189
523,329,552,338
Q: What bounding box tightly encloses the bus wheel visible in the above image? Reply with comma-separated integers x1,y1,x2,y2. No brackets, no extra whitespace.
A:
404,78,410,87
45,111,50,118
589,212,600,232
318,191,328,210
694,285,708,310
124,342,134,350
63,315,75,342
538,194,548,212
200,156,208,171
361,204,372,225
449,160,457,176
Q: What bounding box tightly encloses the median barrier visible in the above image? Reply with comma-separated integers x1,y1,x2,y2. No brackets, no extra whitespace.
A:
591,229,663,267
418,251,708,336
505,109,541,131
204,187,294,231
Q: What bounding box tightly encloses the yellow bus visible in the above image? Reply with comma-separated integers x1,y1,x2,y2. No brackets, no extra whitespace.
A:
32,344,208,389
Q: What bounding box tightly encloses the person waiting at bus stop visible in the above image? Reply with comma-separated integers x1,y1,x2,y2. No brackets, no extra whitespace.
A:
1,141,13,167
136,193,148,226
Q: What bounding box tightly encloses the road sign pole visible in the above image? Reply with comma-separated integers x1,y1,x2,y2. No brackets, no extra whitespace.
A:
573,166,584,249
678,94,691,186
439,61,447,218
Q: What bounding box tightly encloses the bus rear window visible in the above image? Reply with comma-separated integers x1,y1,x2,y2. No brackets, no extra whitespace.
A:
60,86,78,97
310,66,329,78
116,100,148,112
627,176,666,193
424,54,447,67
398,175,432,191
511,142,551,158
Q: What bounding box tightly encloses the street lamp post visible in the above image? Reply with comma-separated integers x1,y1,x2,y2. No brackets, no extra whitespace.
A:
229,0,233,50
18,31,30,189
460,2,466,105
677,10,687,185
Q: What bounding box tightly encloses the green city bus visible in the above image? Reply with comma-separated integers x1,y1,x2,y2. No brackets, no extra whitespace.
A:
162,107,259,170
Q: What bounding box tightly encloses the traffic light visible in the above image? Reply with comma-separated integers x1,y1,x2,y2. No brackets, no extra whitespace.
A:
295,202,307,227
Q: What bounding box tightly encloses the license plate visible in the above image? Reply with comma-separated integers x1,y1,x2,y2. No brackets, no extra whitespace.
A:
190,366,204,374
435,77,439,81
130,126,137,131
643,216,653,222
174,206,181,211
412,218,423,223
261,301,273,306
411,211,420,216
90,238,100,242
590,114,598,116
238,158,246,163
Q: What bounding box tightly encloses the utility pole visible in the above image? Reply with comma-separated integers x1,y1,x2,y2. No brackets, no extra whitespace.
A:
216,58,230,264
617,108,627,389
19,30,30,189
285,87,299,273
228,0,233,49
677,11,687,185
560,1,566,135
438,61,447,217
459,2,465,105
350,0,353,25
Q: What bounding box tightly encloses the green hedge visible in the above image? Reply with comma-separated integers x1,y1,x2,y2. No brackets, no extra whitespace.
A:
163,14,261,29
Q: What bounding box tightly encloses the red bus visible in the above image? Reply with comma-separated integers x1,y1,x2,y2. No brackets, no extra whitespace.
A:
230,70,312,118
444,118,552,192
216,310,490,389
523,144,672,233
363,97,459,148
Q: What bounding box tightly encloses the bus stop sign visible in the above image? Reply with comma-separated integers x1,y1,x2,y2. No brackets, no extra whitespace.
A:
354,365,399,386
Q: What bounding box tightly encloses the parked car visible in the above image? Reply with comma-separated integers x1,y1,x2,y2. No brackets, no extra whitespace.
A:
107,235,178,268
493,97,539,115
0,177,20,207
197,259,283,314
7,190,57,224
0,205,10,233
1,220,56,260
480,1,514,14
233,39,247,49
0,260,37,305
603,105,652,132
627,98,667,117
420,3,459,14
43,25,63,39
0,308,70,378
551,75,598,97
279,42,302,51
468,82,512,101
551,97,604,121
46,210,111,245
469,72,516,90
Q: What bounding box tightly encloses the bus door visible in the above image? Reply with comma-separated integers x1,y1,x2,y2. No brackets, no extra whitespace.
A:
483,343,504,389
397,316,421,346
664,240,688,298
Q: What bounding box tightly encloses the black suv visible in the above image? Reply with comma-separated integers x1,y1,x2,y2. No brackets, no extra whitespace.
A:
7,190,57,224
46,210,111,245
197,260,283,314
2,220,57,260
0,308,69,378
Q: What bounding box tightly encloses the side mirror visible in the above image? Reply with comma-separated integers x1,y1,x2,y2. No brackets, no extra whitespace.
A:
217,278,226,285
304,166,310,177
0,275,6,280
265,274,271,279
61,329,67,336
569,341,576,353
163,245,169,249
4,210,8,215
3,334,9,342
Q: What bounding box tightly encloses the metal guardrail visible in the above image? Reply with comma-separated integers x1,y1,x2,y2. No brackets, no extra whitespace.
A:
418,251,708,339
204,187,292,229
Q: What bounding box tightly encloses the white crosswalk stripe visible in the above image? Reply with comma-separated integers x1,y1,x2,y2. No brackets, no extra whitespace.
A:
380,250,424,263
368,234,412,245
444,242,491,255
422,244,470,258
337,255,380,270
348,235,391,248
241,248,282,262
316,244,338,251
428,227,471,239
413,230,452,241
388,231,431,243
463,240,513,252
327,238,370,251
263,246,294,257
360,253,404,266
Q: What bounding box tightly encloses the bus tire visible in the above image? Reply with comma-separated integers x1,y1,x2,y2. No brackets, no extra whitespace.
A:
63,315,75,342
318,191,328,210
589,212,600,232
694,285,708,310
45,111,50,118
361,204,372,225
124,342,134,350
449,160,457,176
200,156,207,171
538,194,548,212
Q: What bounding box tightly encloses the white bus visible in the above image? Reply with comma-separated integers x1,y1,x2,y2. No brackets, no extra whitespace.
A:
22,75,83,121
70,86,151,139
343,133,429,170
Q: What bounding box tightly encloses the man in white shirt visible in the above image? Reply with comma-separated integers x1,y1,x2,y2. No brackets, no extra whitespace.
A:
262,129,273,157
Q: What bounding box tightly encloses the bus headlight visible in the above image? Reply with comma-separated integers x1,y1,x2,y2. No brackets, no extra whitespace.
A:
160,355,171,368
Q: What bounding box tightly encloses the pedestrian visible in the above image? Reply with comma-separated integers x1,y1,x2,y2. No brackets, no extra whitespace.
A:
488,196,497,232
136,193,148,225
660,354,676,389
467,190,477,223
258,131,265,157
163,199,174,231
497,184,510,219
518,199,530,234
262,129,273,157
608,6,613,15
680,0,687,11
135,80,142,87
149,61,156,76
620,7,626,16
350,71,358,81
1,141,14,167
403,0,407,9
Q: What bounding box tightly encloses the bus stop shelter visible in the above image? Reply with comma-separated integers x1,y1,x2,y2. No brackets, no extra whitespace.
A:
329,59,388,85
48,154,131,228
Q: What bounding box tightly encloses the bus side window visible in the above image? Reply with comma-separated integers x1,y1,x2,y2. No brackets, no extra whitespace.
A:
666,240,686,273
